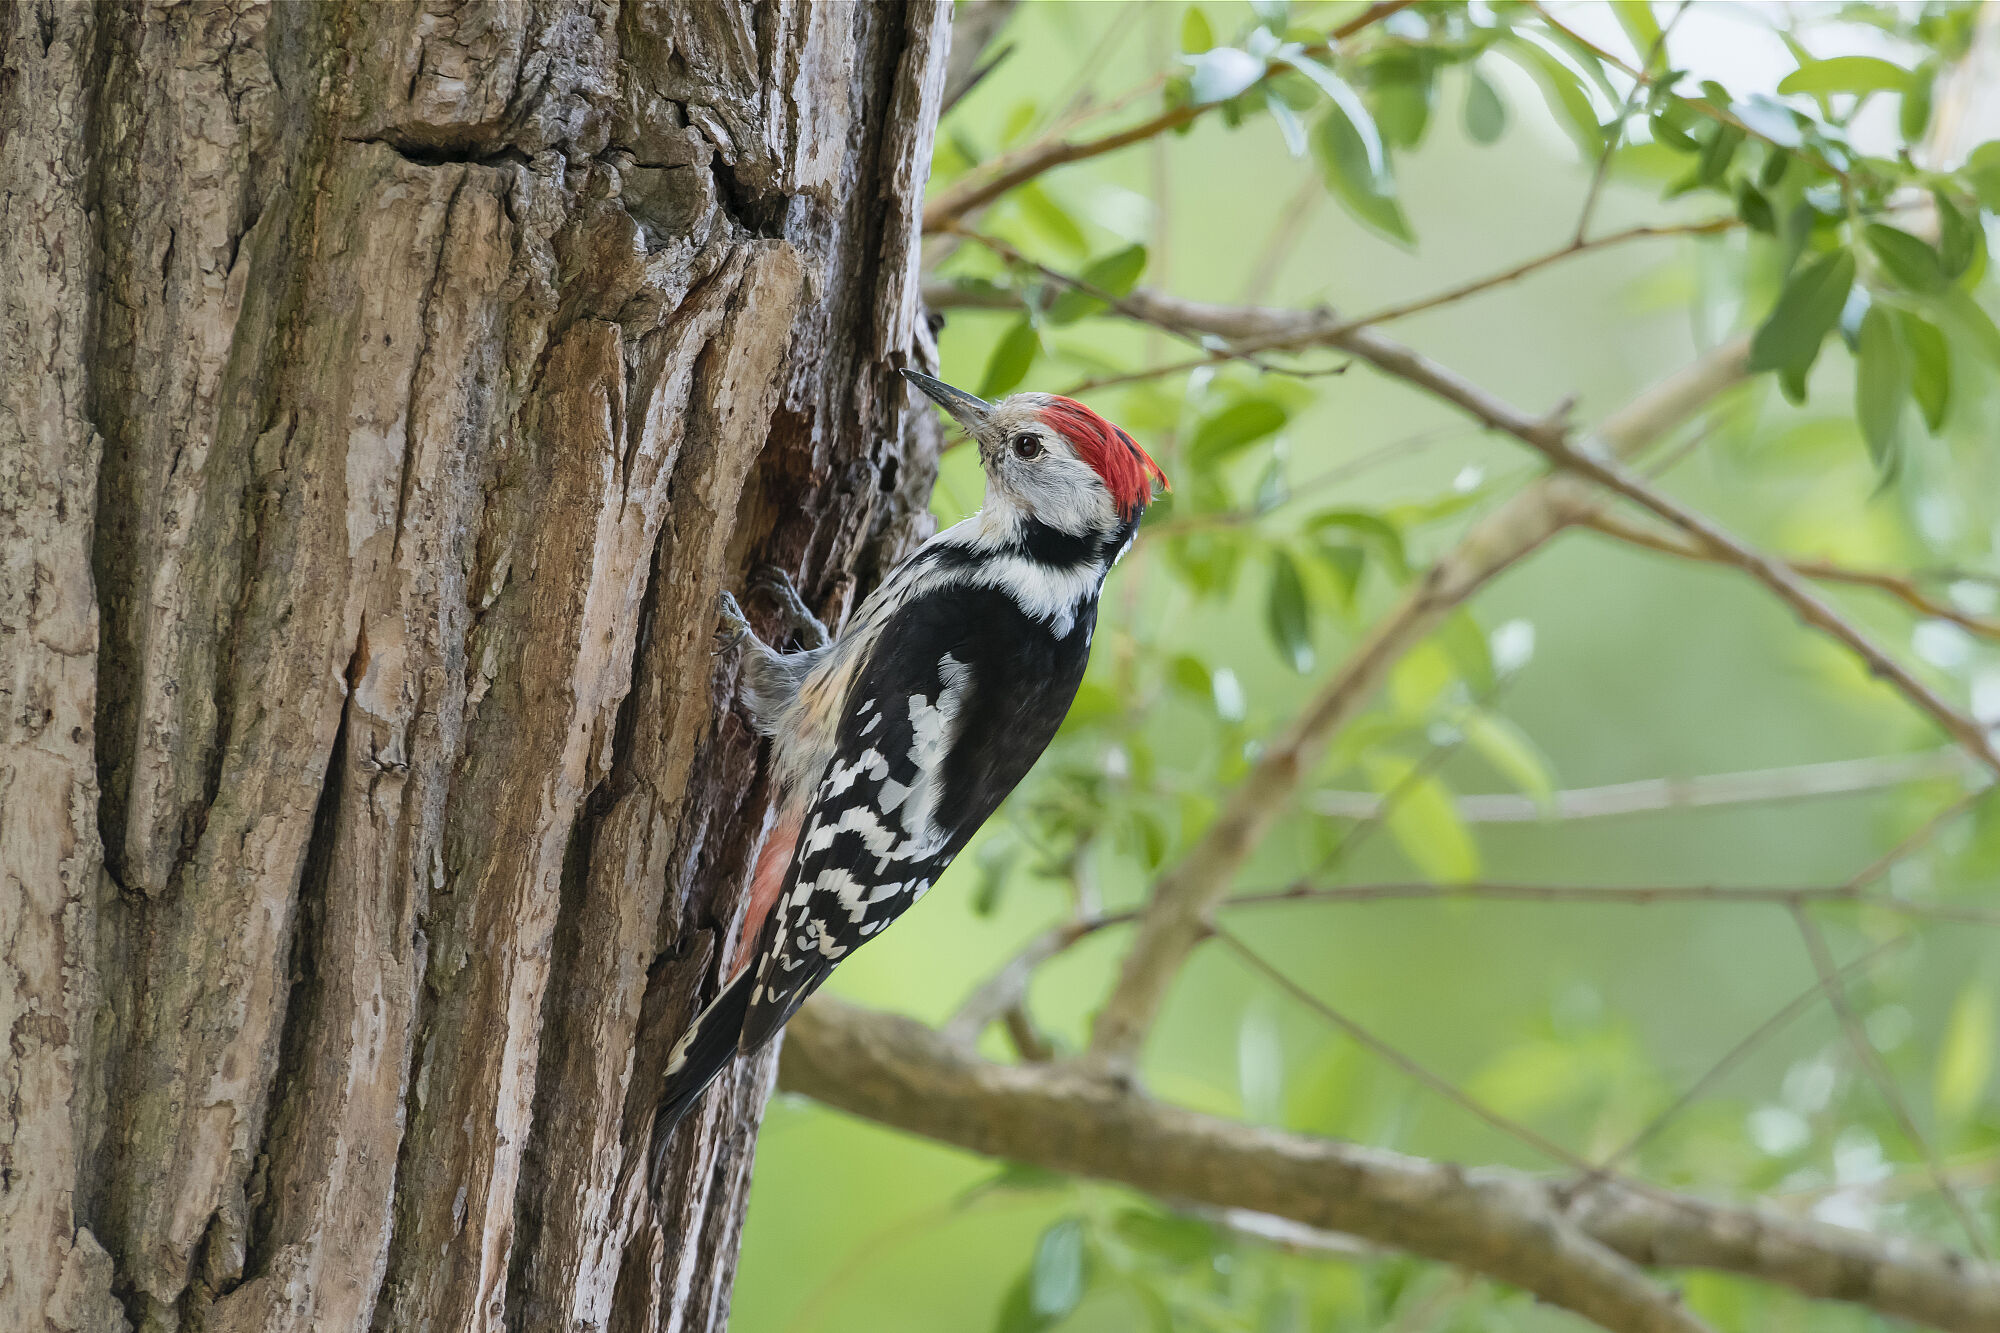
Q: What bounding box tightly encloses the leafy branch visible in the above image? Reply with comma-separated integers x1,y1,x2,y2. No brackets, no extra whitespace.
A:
924,0,1419,230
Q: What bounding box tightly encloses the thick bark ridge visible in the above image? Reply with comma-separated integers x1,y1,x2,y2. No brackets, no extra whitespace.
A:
0,3,952,1332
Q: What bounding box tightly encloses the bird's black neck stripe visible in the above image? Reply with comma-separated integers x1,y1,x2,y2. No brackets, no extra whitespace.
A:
1017,518,1102,568
922,512,1143,580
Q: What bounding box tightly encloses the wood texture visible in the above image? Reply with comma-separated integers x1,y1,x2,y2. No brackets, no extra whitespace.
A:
0,3,952,1331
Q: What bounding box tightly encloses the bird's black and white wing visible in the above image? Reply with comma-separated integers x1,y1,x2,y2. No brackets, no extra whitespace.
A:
738,581,1094,1051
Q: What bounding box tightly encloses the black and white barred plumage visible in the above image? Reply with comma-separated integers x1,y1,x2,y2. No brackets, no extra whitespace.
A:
652,371,1165,1156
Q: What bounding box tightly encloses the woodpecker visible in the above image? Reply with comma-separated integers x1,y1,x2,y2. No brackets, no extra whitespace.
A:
652,369,1167,1156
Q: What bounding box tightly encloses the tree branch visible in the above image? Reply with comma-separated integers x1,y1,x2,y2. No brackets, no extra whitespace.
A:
780,997,2000,1333
1103,287,2000,777
941,0,1020,114
1229,881,2000,927
1085,339,1750,1068
923,1,1418,229
1584,509,2000,641
1311,749,1981,823
1791,908,1991,1256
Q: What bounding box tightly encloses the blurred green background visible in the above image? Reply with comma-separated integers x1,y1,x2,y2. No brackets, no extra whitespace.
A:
734,3,2000,1329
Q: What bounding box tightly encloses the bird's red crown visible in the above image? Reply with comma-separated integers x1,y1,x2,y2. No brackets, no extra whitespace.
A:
1036,397,1170,521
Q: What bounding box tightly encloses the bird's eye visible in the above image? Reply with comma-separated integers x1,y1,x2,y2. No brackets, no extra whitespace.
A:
1011,433,1044,460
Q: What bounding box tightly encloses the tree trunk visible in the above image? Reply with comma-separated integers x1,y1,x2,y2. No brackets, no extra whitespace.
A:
0,4,949,1332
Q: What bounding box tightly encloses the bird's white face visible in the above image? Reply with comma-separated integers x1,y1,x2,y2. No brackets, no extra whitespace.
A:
975,395,1122,537
902,372,1129,539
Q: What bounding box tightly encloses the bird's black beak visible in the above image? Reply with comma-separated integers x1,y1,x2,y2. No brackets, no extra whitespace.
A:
900,368,993,436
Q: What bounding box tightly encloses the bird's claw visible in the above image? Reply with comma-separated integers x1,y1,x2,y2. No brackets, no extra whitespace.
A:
749,565,830,650
714,589,751,654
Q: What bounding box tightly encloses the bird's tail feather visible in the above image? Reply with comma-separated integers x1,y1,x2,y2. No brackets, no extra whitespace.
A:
649,966,755,1187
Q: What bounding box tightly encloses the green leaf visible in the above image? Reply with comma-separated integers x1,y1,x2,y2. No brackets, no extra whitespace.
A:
1000,101,1039,148
1777,55,1911,97
1966,140,2000,211
992,1273,1042,1333
1364,755,1479,883
1864,223,1947,294
1179,5,1214,54
1287,56,1387,178
1438,609,1495,698
1307,509,1408,578
1188,46,1264,105
1169,529,1245,600
1747,248,1855,381
1314,542,1365,607
1312,104,1413,245
1113,1209,1219,1268
979,318,1042,398
1464,712,1556,807
1464,68,1505,145
1649,103,1700,154
1370,53,1434,150
1498,35,1605,156
1897,310,1950,433
1936,287,2000,371
1855,304,1906,476
1697,122,1744,186
971,836,1019,917
1611,0,1662,57
1030,1218,1088,1321
1760,144,1790,189
1014,181,1089,256
1902,61,1936,142
1389,640,1455,717
1191,397,1288,465
1735,179,1775,234
1935,981,1994,1122
976,1161,1072,1198
1169,653,1212,700
1045,244,1149,323
1935,190,1978,279
1266,549,1314,673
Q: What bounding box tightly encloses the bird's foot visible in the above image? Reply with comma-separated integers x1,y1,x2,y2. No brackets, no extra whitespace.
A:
714,589,753,655
749,565,830,650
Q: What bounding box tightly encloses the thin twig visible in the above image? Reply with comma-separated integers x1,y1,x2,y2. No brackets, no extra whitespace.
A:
1342,221,1740,334
1208,922,1595,1172
945,917,1107,1045
1305,684,1506,877
1840,784,1995,893
1571,1,1692,247
1791,906,1990,1257
1143,424,1470,537
1319,318,2000,778
1780,1152,2000,1206
1312,748,1980,823
940,0,1020,114
1525,1,1852,185
1086,339,1752,1068
1585,510,2000,641
1587,935,1912,1178
928,219,1736,395
1226,881,2000,927
1056,347,1349,397
924,0,1420,228
1239,176,1323,306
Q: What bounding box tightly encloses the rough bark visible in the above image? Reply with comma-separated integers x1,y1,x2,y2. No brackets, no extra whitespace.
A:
0,3,951,1332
